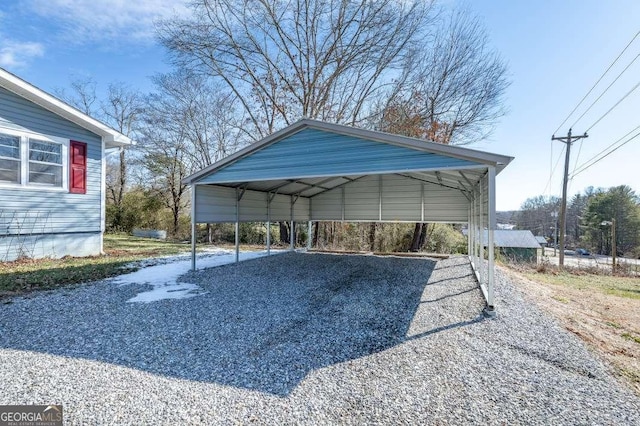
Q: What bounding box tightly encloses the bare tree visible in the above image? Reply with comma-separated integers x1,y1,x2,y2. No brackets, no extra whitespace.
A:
138,70,244,237
158,0,438,244
158,1,508,250
137,111,190,236
375,9,509,251
101,83,144,230
158,0,436,138
55,76,98,115
150,71,244,172
379,9,509,146
516,195,561,239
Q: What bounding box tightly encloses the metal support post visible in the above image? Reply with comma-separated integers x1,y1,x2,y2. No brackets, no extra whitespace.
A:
476,188,480,271
378,174,383,221
468,207,472,258
235,188,240,263
421,182,425,222
486,166,496,313
479,178,484,286
191,185,197,271
290,195,295,251
470,193,475,267
266,192,271,255
470,190,475,268
307,221,313,250
612,218,617,273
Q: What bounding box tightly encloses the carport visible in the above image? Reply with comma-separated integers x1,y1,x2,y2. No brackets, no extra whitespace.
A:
183,119,513,311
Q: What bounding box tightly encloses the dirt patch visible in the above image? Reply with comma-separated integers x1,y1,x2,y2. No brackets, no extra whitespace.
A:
503,266,640,396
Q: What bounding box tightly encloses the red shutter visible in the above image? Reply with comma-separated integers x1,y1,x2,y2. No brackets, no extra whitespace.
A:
69,141,87,194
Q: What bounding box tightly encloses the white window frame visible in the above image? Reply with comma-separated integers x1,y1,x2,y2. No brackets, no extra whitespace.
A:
0,132,21,185
0,127,69,191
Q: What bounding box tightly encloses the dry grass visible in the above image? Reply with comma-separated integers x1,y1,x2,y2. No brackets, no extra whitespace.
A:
504,263,640,396
1,234,194,298
0,234,278,299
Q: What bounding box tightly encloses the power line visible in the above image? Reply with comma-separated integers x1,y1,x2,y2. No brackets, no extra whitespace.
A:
585,80,640,132
574,123,640,171
571,55,640,129
572,132,639,177
542,144,566,195
554,29,640,134
567,136,584,196
572,125,640,177
569,138,584,183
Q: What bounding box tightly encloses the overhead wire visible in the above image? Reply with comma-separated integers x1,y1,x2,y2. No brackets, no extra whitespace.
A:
583,80,640,132
571,123,640,177
570,139,584,178
553,29,640,135
572,132,640,177
570,52,640,129
567,138,585,195
541,144,566,195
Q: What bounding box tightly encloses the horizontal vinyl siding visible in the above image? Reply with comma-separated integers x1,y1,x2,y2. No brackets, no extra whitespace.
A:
381,175,422,221
312,189,343,221
195,185,236,223
195,185,310,223
344,176,379,220
311,174,470,223
198,128,481,184
293,197,310,222
195,174,471,224
0,87,103,235
424,189,469,222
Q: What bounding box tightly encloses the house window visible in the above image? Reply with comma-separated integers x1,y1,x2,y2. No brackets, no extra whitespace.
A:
29,139,63,187
0,129,72,191
0,133,21,184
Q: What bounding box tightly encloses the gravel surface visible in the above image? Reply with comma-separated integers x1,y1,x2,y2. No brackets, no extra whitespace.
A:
1,252,639,424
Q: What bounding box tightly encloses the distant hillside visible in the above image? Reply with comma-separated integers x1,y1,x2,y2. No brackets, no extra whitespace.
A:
497,210,518,225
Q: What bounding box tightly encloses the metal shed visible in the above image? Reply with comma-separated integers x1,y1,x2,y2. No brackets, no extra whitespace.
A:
484,230,542,263
183,119,513,311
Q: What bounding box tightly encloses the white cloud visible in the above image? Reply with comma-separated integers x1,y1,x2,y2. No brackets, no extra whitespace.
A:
0,41,45,68
25,0,190,44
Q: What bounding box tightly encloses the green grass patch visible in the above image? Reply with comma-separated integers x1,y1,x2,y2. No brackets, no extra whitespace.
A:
551,295,569,304
622,333,640,345
0,234,194,298
606,321,623,329
523,270,640,300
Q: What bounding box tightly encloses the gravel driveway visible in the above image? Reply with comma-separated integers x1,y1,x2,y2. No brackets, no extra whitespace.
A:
1,252,639,424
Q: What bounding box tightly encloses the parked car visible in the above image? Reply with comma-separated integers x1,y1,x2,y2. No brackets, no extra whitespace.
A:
576,248,591,256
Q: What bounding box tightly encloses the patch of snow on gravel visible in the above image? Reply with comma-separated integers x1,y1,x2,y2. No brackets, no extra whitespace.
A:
118,249,282,303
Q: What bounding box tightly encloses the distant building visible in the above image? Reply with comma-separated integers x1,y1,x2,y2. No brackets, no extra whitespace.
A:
489,230,541,262
535,236,548,247
462,229,541,263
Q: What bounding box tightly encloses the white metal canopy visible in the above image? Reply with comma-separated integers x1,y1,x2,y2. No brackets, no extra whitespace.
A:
184,119,513,310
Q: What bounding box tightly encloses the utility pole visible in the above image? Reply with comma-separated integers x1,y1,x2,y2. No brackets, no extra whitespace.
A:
612,217,617,273
551,211,558,257
552,128,588,267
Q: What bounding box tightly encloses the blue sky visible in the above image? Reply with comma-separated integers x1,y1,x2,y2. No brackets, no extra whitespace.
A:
1,0,639,211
